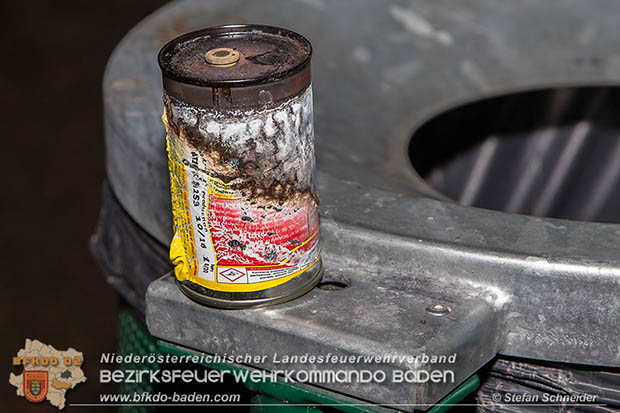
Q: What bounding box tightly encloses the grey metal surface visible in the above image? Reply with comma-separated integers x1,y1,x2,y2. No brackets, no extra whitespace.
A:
104,0,620,408
148,267,501,410
106,0,620,244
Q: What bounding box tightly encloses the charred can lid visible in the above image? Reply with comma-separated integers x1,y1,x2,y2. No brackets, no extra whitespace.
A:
158,24,312,109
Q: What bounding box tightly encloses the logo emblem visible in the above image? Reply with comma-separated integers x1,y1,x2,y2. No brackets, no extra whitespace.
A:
23,371,48,403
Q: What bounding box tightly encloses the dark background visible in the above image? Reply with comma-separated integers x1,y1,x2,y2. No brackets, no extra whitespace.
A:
1,1,168,411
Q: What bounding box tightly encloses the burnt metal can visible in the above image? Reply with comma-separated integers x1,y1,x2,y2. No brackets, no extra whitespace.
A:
158,24,322,308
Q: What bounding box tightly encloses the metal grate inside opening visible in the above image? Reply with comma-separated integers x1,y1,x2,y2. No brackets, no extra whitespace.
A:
410,86,620,223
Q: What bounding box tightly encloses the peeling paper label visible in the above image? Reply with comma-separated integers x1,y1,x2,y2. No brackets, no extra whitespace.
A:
165,116,320,293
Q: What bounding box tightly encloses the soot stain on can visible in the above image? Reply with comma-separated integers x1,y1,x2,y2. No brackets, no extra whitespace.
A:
163,86,318,207
227,240,246,250
264,250,278,262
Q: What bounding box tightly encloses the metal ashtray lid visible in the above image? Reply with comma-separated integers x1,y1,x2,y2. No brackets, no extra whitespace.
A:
158,24,312,108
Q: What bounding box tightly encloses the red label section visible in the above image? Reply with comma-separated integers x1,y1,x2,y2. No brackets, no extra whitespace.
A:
208,196,319,268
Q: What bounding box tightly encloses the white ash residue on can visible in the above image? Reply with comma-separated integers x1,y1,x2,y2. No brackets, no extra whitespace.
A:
164,86,317,205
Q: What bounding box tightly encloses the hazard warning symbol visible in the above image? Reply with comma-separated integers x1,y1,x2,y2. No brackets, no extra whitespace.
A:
218,267,248,283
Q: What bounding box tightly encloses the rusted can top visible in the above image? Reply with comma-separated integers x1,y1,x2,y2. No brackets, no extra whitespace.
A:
158,24,312,109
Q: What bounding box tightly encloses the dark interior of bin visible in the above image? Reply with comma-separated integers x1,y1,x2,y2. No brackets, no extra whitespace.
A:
410,86,620,223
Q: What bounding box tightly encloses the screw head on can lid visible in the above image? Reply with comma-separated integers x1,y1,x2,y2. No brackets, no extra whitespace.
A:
425,303,451,316
205,47,240,67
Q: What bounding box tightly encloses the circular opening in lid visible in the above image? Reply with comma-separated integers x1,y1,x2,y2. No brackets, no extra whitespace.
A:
410,86,620,223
